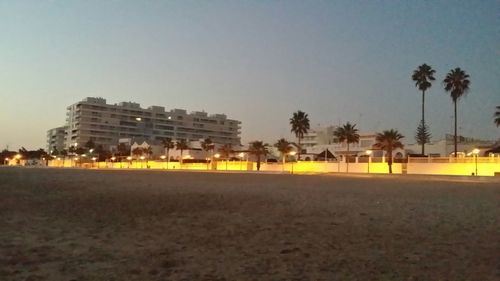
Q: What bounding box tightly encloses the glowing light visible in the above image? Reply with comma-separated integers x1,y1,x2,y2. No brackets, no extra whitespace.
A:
183,155,192,159
89,149,94,153
160,155,166,160
366,150,373,155
57,157,61,160
126,156,132,161
238,152,245,158
289,151,297,156
214,153,220,158
136,117,142,121
472,148,480,155
74,157,79,161
140,156,145,160
15,154,21,159
111,157,116,161
5,157,9,161
92,157,97,161
82,154,87,157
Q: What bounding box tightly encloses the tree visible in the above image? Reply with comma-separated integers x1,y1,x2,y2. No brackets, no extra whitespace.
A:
162,138,175,162
218,144,233,159
333,122,360,172
414,120,431,152
443,68,470,157
374,129,404,174
144,146,153,158
412,63,435,154
249,141,268,171
201,138,214,159
132,147,143,158
85,139,96,150
176,140,189,163
117,143,129,156
218,144,233,170
274,138,292,165
495,106,500,127
289,110,310,158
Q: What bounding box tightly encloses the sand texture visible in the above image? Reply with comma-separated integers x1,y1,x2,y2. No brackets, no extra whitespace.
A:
1,167,499,281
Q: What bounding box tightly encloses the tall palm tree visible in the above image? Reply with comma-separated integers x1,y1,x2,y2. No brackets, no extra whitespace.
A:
495,106,500,127
412,63,435,155
374,129,404,174
176,140,189,164
443,68,470,157
162,138,175,167
333,122,360,172
289,110,310,159
274,138,292,165
249,141,268,171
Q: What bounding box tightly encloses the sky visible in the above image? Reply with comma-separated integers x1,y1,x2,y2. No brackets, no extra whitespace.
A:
1,0,499,150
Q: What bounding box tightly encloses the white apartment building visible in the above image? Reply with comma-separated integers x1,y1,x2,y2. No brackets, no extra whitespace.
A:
59,97,241,149
46,126,67,153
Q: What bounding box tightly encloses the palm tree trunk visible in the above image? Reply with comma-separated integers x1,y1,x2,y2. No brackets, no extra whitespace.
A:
388,148,393,174
257,155,261,171
166,148,169,169
298,137,302,160
421,89,425,155
346,142,349,173
454,101,458,158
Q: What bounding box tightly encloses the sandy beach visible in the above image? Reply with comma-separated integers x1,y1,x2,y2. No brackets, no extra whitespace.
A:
1,167,499,280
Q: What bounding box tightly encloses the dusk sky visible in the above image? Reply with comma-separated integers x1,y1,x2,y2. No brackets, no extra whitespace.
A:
1,0,499,150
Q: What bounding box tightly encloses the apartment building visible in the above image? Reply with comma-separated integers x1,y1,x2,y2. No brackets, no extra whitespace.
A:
60,97,241,149
46,126,67,153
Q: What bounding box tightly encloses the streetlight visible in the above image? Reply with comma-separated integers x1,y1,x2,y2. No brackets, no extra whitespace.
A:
160,155,166,169
92,157,97,168
4,157,9,165
366,150,373,174
289,151,297,174
140,156,145,168
472,148,480,176
238,152,245,170
214,153,220,170
126,156,132,168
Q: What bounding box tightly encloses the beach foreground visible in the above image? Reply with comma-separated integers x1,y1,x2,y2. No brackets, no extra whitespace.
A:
1,167,499,280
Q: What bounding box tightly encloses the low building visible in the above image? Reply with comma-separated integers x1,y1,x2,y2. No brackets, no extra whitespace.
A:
405,134,497,157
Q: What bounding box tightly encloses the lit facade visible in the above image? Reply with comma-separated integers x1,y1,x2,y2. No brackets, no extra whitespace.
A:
59,97,241,149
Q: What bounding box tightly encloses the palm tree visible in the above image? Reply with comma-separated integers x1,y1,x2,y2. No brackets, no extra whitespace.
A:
495,106,500,127
333,122,360,172
201,138,214,169
249,141,268,171
412,63,435,155
443,68,470,157
201,138,214,158
374,129,404,174
218,144,233,170
289,110,310,159
274,138,292,165
176,140,189,164
162,138,175,165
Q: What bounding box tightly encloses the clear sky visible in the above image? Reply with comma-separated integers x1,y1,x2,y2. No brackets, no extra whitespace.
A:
1,0,499,150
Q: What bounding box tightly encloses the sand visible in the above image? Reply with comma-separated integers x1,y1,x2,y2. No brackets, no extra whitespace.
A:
0,167,499,281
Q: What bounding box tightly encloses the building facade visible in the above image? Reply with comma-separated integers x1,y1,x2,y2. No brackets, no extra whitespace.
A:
46,126,67,153
57,97,241,150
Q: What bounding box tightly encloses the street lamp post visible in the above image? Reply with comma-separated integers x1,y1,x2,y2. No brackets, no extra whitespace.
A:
472,148,479,176
366,150,372,174
289,151,297,174
214,153,220,170
140,156,145,168
238,152,245,171
160,155,166,169
126,156,132,168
